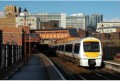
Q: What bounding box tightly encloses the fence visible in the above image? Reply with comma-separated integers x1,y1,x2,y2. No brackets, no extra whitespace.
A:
0,44,23,71
103,46,120,60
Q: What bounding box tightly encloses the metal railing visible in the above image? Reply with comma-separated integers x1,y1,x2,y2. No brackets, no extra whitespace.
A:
0,44,23,71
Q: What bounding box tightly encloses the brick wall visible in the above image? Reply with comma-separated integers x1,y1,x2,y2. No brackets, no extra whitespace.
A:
0,17,16,28
0,27,22,46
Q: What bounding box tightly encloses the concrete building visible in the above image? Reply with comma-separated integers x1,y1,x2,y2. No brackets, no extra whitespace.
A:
66,13,88,30
96,26,120,33
97,22,120,29
31,13,66,29
66,13,103,30
16,15,39,29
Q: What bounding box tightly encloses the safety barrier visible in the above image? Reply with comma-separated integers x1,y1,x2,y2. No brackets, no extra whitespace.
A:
0,44,23,71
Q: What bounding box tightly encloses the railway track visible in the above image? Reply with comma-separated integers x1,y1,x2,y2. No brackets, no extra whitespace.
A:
48,56,120,80
91,68,120,80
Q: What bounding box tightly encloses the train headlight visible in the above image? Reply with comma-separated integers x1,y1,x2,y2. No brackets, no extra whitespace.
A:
98,54,102,56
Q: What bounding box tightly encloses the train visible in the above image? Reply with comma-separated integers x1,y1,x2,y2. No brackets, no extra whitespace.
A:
51,37,103,67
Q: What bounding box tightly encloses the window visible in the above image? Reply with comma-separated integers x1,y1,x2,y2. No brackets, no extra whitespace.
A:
65,44,72,53
59,45,64,51
74,43,80,54
83,42,100,52
54,46,59,50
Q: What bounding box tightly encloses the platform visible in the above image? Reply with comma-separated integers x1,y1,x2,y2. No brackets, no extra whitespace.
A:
8,54,65,80
104,60,120,72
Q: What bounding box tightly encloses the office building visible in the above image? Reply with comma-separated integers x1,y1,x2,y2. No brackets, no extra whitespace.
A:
88,14,103,29
31,13,66,29
66,13,88,30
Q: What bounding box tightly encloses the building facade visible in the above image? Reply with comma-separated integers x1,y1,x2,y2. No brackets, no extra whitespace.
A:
0,5,21,28
66,13,88,30
96,26,120,33
16,15,39,29
97,22,120,29
32,13,66,29
88,14,103,29
33,29,69,44
4,5,21,17
32,28,86,44
0,27,22,46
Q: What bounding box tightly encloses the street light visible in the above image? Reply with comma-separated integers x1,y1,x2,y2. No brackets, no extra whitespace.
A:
23,8,28,63
101,24,104,47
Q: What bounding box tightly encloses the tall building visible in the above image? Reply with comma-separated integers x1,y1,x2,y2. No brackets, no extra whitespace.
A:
66,13,88,30
31,13,66,29
88,14,103,29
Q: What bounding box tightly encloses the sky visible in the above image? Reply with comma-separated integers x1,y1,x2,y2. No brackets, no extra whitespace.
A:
0,1,120,21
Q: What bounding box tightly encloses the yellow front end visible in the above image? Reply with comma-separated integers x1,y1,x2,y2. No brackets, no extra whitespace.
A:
84,52,100,58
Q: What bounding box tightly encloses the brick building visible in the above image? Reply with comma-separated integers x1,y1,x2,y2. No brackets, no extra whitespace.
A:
31,28,86,44
0,27,22,46
0,16,16,28
4,5,21,17
32,29,69,44
0,5,21,28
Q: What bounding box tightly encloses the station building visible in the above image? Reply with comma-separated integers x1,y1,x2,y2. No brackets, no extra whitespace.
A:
31,28,86,44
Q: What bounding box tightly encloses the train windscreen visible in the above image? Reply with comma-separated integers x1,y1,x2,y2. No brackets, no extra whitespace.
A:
83,42,100,52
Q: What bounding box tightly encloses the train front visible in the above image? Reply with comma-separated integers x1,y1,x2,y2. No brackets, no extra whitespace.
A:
80,37,102,67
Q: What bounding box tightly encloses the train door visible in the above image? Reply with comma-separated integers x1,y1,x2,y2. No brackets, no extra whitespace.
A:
73,43,81,64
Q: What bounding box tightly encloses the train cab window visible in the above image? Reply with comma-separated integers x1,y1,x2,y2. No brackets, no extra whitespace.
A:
65,44,72,53
83,42,100,52
74,43,80,54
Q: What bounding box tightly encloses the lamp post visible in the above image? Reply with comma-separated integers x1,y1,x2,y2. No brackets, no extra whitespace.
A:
29,33,31,57
101,24,104,47
23,8,28,63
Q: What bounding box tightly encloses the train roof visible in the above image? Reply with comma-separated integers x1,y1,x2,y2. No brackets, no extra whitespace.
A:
52,37,100,46
67,37,99,43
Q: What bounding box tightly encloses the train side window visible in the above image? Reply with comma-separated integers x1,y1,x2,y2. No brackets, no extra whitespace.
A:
74,43,80,54
65,44,72,53
55,46,58,50
57,46,59,51
59,45,63,51
59,45,61,51
61,45,64,51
